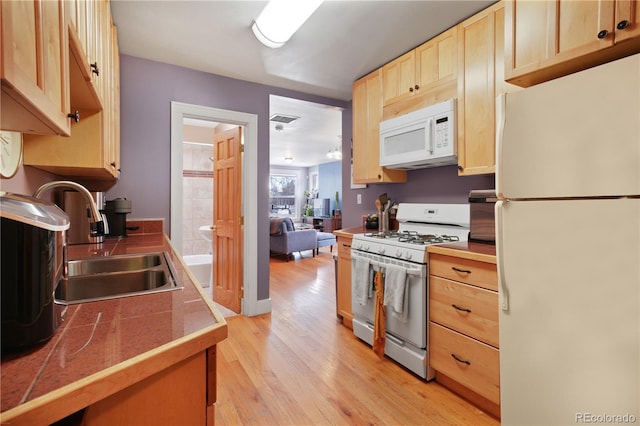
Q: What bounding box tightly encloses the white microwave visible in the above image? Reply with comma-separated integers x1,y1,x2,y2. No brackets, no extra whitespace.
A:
379,99,457,170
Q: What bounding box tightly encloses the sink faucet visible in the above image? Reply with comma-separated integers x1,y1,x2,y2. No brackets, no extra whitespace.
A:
33,181,106,237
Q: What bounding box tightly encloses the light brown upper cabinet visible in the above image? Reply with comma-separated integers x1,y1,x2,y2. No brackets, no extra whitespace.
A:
24,0,120,182
1,0,71,135
457,1,519,176
352,70,407,184
505,0,640,87
382,27,458,109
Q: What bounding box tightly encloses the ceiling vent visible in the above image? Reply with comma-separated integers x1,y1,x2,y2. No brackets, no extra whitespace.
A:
270,114,300,124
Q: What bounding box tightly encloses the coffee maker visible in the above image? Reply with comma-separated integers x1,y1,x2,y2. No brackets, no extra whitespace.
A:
104,198,132,237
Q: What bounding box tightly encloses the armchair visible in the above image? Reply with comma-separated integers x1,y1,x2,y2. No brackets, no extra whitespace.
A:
270,217,317,261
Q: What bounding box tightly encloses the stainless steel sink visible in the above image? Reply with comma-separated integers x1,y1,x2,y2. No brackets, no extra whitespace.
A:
56,252,182,304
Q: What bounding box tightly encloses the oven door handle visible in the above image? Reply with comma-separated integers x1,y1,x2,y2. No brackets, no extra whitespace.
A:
365,323,405,347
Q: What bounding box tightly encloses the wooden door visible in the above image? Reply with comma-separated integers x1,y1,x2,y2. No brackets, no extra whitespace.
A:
213,127,243,313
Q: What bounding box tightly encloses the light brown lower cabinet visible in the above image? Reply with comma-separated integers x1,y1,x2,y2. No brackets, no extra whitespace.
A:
335,232,353,329
428,249,500,418
81,347,217,425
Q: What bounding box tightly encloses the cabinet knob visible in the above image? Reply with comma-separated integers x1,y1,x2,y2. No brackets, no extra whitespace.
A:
67,110,80,122
457,165,463,171
597,29,609,39
409,86,414,92
617,20,630,30
414,84,420,90
110,162,117,168
91,62,100,76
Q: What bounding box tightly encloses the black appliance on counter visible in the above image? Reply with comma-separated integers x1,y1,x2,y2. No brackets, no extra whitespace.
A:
104,198,132,237
1,192,69,351
468,189,497,244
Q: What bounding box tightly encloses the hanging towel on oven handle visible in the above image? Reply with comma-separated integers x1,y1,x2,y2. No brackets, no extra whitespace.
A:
372,270,386,358
383,264,409,323
352,257,373,305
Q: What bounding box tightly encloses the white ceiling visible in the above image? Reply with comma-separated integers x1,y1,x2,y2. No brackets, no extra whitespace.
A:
110,0,496,167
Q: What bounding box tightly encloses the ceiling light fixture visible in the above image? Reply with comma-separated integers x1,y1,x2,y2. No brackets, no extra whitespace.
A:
284,155,294,163
251,0,324,48
326,146,342,160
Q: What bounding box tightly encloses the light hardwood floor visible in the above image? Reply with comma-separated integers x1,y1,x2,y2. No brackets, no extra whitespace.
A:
215,250,500,425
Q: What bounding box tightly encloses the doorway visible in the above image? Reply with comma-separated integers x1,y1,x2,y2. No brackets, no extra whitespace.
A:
170,102,268,317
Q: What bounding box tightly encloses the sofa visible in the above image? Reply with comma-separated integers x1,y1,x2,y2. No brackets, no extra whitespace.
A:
270,217,317,261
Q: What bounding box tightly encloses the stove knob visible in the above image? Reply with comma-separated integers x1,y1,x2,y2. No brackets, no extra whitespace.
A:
396,250,403,258
405,252,413,260
377,247,385,254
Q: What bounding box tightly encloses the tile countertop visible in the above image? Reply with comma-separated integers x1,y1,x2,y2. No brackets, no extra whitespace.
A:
1,231,228,424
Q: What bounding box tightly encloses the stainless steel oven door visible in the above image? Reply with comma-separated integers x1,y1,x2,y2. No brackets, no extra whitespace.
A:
350,250,427,348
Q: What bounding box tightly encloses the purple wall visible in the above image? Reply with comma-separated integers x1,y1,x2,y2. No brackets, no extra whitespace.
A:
340,161,495,229
108,55,347,301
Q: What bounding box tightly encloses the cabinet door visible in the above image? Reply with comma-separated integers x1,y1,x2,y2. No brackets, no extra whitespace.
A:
381,51,416,106
504,0,550,84
352,71,407,184
23,1,120,180
1,0,70,135
457,2,518,176
506,0,640,87
551,0,614,59
416,26,458,91
614,0,640,42
336,235,353,329
505,0,608,84
457,7,496,175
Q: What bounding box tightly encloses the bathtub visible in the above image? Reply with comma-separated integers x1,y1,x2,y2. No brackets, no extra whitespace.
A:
182,254,212,288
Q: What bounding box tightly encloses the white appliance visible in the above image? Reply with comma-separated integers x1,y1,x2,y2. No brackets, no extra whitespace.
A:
350,203,470,379
496,54,640,425
379,99,457,170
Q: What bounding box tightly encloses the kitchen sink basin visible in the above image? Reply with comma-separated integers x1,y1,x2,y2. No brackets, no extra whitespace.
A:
66,253,164,276
56,252,182,304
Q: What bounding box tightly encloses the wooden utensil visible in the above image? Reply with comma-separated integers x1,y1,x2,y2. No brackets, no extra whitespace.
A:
375,199,382,231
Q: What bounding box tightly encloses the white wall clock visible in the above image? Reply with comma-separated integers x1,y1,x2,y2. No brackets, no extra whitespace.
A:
1,131,23,178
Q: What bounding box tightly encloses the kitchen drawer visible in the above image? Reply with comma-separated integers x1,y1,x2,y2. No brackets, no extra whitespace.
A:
429,322,500,404
429,276,499,347
429,253,497,291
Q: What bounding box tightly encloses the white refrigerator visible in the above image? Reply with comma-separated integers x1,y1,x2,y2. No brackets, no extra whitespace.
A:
496,53,640,425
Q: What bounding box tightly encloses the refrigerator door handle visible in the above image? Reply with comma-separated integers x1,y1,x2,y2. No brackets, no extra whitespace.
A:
495,93,506,199
495,200,509,312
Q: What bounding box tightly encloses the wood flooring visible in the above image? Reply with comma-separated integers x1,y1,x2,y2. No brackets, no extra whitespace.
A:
215,250,500,425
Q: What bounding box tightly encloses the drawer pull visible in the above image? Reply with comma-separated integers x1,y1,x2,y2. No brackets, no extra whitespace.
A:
451,353,471,365
452,304,471,313
451,266,471,274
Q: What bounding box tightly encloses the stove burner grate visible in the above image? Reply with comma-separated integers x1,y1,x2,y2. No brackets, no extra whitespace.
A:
363,231,401,239
397,231,460,245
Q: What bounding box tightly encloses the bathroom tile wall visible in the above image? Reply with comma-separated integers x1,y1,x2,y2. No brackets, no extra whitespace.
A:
183,142,214,256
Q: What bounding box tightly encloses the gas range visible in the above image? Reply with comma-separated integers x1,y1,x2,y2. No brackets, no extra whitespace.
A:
352,203,470,264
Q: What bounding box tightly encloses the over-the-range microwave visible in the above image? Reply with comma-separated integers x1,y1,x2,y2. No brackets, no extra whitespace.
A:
379,98,457,170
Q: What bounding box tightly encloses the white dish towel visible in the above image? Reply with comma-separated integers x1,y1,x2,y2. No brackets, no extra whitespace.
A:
352,257,373,305
384,264,408,322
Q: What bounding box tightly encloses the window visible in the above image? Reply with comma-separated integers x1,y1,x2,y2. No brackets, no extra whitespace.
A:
269,174,296,216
